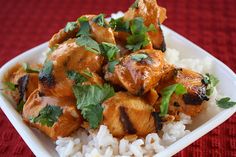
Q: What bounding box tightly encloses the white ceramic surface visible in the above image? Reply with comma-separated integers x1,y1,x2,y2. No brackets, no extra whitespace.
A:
0,25,235,157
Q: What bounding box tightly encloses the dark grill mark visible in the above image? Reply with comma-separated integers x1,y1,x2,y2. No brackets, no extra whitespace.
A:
152,112,163,131
119,106,137,134
39,73,55,87
183,92,208,105
38,91,45,97
17,75,29,101
174,101,180,107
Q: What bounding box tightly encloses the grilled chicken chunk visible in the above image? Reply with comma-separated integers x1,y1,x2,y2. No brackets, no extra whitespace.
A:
103,92,160,137
124,0,167,51
23,90,83,140
49,14,116,49
105,49,170,95
39,39,104,98
155,68,209,117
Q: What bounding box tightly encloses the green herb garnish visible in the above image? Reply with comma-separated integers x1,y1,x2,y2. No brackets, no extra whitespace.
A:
131,53,148,61
77,17,91,36
131,0,139,9
83,69,93,78
203,73,219,96
22,63,40,73
109,18,130,32
67,70,88,85
73,84,115,128
17,100,25,112
93,14,106,27
100,42,120,61
76,35,101,54
216,97,236,109
108,60,119,73
30,105,63,127
64,22,78,33
160,84,187,116
3,82,17,91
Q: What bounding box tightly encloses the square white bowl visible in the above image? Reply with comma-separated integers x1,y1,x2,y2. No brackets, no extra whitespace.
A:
0,25,235,157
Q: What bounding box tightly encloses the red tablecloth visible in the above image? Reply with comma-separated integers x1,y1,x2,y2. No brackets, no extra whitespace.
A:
0,0,235,156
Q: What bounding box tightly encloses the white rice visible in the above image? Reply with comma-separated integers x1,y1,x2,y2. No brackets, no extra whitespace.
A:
55,12,221,157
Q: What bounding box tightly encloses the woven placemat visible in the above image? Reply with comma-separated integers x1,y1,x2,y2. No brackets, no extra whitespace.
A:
0,0,235,156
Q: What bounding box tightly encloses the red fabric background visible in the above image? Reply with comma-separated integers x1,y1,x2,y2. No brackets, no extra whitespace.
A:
0,0,235,156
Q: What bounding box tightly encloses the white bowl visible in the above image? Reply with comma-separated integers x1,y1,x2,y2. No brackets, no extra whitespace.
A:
0,25,235,157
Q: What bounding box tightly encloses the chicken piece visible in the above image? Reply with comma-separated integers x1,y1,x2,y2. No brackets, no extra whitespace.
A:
23,90,83,140
124,0,167,51
105,49,170,95
39,39,104,98
102,92,161,137
3,64,40,103
155,68,209,117
49,14,116,49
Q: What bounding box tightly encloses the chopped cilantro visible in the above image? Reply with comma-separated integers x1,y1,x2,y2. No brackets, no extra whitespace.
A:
76,35,101,54
131,53,148,61
67,70,88,85
109,18,130,32
203,73,219,96
77,17,91,36
147,24,157,32
83,69,93,78
64,22,78,33
108,60,119,73
160,84,187,116
30,105,63,127
100,42,120,61
216,97,236,109
93,14,106,27
22,63,40,73
73,84,115,128
3,82,17,91
39,60,54,87
131,0,139,9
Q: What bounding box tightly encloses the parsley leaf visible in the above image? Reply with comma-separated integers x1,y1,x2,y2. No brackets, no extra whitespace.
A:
73,84,115,128
216,97,236,109
100,42,120,61
131,0,139,9
93,14,106,27
131,53,148,61
126,17,150,51
77,17,91,36
108,60,119,73
67,70,88,85
109,18,130,32
3,82,17,91
76,35,101,54
22,63,40,73
203,73,219,96
64,22,78,33
160,84,187,116
30,105,63,127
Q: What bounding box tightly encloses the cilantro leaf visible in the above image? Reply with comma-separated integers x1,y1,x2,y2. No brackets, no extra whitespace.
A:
83,69,93,78
203,73,219,96
39,60,55,87
81,104,103,129
67,70,87,85
3,82,17,91
160,84,187,116
73,84,115,128
131,53,148,61
147,24,157,32
131,0,139,9
216,97,236,109
100,42,120,61
16,100,25,113
30,105,63,127
64,22,78,33
76,35,101,54
77,17,91,36
109,18,130,32
93,14,106,27
108,60,119,73
22,63,40,73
